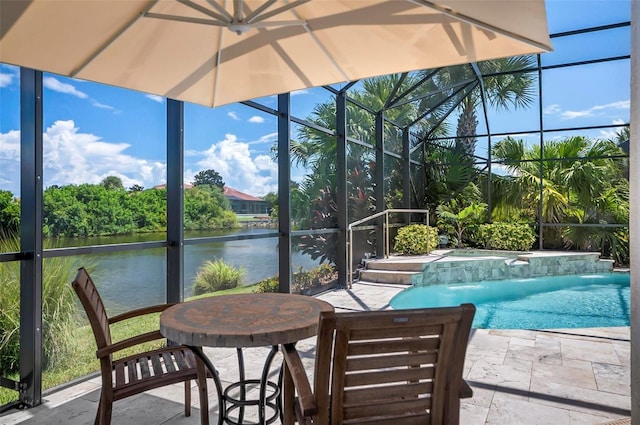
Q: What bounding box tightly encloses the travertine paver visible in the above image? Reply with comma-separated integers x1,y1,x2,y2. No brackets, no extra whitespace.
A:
485,394,572,425
531,362,598,390
0,282,631,425
561,338,622,365
592,362,630,395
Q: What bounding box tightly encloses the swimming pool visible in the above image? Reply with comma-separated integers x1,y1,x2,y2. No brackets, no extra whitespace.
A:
389,273,630,329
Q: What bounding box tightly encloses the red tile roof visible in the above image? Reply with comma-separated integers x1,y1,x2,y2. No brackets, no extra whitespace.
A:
223,186,263,201
152,184,262,202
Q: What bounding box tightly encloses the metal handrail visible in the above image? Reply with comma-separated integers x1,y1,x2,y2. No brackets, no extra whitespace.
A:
347,209,430,288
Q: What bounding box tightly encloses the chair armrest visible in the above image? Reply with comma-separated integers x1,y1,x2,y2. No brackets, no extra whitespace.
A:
109,303,176,324
460,380,473,399
96,330,163,358
282,343,317,417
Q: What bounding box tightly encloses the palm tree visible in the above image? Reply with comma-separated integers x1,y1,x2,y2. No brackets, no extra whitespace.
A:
421,56,537,159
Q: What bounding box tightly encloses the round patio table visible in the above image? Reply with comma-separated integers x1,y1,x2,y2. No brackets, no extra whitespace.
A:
160,293,334,425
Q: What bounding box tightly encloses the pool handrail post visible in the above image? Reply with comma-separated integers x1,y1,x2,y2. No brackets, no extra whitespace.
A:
347,209,430,287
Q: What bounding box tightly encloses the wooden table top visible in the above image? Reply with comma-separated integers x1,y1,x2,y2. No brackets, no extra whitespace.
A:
160,293,334,348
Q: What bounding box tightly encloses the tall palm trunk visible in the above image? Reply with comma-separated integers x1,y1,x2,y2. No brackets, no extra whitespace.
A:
455,98,478,159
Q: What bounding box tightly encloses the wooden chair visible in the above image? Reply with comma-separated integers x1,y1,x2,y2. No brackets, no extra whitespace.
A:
281,304,476,425
72,267,209,425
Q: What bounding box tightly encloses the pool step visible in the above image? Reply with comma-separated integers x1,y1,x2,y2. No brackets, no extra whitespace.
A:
358,269,420,285
364,258,427,272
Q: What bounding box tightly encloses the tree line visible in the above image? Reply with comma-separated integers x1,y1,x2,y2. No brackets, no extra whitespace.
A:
0,174,238,238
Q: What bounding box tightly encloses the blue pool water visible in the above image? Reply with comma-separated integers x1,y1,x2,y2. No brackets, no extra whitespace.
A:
389,273,630,329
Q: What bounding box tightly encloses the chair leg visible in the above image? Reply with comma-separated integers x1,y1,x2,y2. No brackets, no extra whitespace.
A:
196,359,210,425
97,391,113,425
94,400,101,425
282,363,295,425
184,380,192,417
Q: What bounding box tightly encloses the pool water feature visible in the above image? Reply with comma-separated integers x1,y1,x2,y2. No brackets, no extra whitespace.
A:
359,250,615,286
390,273,630,329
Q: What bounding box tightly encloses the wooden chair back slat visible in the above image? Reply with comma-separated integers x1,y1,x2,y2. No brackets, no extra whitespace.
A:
348,324,444,341
347,337,440,356
344,414,431,425
344,397,431,420
345,366,434,387
344,381,433,405
346,351,437,371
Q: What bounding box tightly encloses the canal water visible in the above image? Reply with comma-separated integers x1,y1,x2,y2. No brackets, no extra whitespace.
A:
53,228,319,313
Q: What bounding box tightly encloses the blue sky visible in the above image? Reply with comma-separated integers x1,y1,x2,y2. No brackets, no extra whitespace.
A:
0,0,631,198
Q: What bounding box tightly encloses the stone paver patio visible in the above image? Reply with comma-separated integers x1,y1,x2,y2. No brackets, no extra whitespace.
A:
1,281,631,424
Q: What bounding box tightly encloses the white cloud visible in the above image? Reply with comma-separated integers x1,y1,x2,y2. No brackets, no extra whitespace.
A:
593,100,630,111
291,89,309,96
195,133,277,196
0,130,20,161
91,100,117,111
145,94,164,103
43,76,89,99
43,76,120,111
600,119,628,139
543,104,561,114
0,72,13,88
561,110,591,119
0,130,22,195
599,129,619,139
227,111,240,120
248,132,278,146
0,123,279,197
248,115,264,123
560,100,630,120
489,163,518,177
37,120,166,190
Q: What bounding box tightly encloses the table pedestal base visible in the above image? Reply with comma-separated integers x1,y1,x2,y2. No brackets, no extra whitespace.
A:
189,345,283,425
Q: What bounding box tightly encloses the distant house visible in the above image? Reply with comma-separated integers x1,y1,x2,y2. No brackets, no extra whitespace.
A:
152,184,268,216
223,186,268,215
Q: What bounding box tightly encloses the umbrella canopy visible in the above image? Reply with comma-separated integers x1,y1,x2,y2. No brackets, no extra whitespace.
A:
0,0,552,108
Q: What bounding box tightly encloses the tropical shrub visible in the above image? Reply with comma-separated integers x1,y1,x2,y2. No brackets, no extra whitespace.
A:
291,264,337,294
436,201,487,248
477,222,535,251
192,259,244,295
256,264,337,294
256,275,279,293
393,224,438,255
0,236,79,374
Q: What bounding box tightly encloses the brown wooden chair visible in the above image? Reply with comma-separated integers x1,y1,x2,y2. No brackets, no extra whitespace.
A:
281,304,476,425
72,267,209,425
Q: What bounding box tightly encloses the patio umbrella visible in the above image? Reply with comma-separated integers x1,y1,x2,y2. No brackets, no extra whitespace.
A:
0,0,552,108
